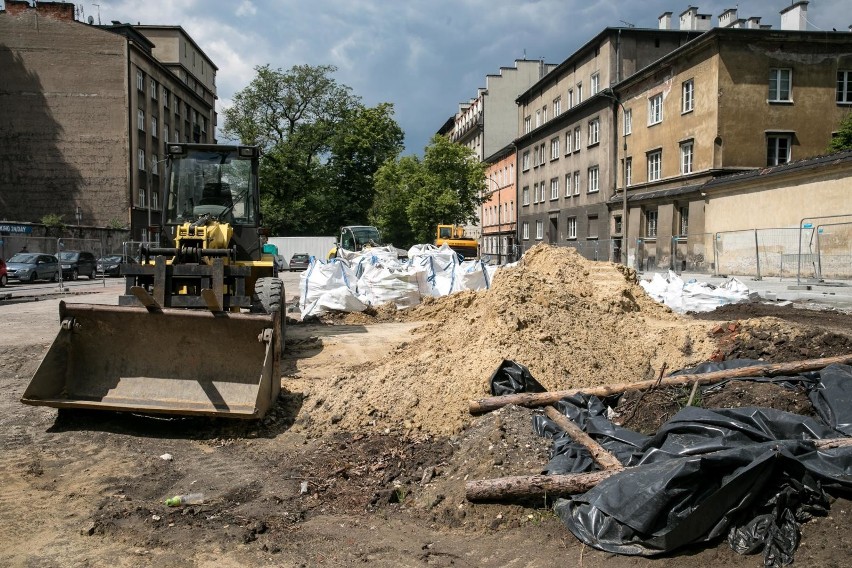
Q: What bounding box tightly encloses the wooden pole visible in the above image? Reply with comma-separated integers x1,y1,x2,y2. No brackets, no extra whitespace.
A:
469,355,852,415
543,406,623,471
465,437,852,502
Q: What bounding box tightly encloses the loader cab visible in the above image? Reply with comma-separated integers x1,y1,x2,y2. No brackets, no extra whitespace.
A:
163,144,261,261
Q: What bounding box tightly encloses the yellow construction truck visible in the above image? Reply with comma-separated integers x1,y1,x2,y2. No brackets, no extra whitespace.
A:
435,224,479,259
22,143,284,419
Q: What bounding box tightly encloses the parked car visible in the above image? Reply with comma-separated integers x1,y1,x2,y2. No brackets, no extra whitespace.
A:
0,258,7,287
58,250,96,280
96,255,136,277
289,253,311,272
6,253,60,283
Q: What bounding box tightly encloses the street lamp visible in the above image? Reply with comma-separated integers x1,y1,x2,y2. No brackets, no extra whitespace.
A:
601,88,629,266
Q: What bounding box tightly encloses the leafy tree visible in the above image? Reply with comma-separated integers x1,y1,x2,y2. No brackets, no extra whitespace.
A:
370,135,486,247
828,112,852,152
221,64,403,236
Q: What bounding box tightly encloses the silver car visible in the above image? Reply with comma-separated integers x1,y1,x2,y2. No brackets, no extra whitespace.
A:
6,253,60,283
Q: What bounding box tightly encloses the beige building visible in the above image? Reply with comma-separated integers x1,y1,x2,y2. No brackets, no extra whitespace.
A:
610,3,852,269
0,1,217,243
514,27,703,260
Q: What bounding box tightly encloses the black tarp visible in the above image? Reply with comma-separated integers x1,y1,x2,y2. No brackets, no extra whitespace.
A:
490,360,852,567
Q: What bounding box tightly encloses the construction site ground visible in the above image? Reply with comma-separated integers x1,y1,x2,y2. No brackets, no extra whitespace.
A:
2,245,852,567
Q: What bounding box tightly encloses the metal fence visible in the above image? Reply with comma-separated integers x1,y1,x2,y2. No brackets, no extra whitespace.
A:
562,239,618,262
670,233,715,274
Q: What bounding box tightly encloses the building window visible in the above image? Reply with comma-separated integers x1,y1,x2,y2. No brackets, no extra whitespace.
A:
565,131,572,155
679,206,689,236
136,69,144,91
522,186,530,206
151,116,158,136
769,68,792,102
574,127,581,151
152,186,159,208
137,109,145,131
151,154,159,174
587,166,599,193
767,134,791,166
522,151,530,171
163,126,168,141
163,87,169,107
150,80,158,100
573,171,581,195
535,109,541,128
533,146,539,167
551,137,560,160
680,141,694,174
138,148,146,171
646,210,658,238
522,221,529,240
567,217,577,239
625,157,633,186
550,178,559,200
587,118,600,145
587,215,598,238
535,220,544,240
565,173,572,197
647,150,662,181
614,215,623,235
553,97,561,117
542,106,547,123
138,186,146,208
576,83,583,103
533,182,540,203
837,71,852,104
682,79,694,113
590,73,600,95
568,89,574,108
624,108,632,135
648,93,663,125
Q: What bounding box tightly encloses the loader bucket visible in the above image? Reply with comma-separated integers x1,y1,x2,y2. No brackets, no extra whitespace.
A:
22,301,281,419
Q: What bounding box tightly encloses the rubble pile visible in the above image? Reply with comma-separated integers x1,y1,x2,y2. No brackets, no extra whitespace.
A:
293,244,717,436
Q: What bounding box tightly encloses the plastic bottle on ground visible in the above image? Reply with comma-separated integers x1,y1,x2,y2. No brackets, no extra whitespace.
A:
165,492,204,506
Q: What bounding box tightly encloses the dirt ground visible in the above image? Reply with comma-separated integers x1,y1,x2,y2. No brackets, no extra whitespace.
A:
2,245,852,567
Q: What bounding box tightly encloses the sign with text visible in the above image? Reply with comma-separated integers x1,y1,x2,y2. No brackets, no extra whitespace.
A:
0,224,33,234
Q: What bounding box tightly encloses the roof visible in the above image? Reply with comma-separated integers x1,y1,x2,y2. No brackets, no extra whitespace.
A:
702,150,852,190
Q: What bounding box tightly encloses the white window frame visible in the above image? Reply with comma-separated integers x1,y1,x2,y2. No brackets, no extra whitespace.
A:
567,217,577,239
587,118,600,146
138,186,146,208
137,109,145,131
524,116,532,134
680,141,694,174
565,173,572,197
535,109,541,128
573,171,581,195
682,79,694,113
533,146,539,167
152,185,159,208
587,166,599,193
767,134,792,166
573,127,581,152
838,70,852,104
551,137,560,160
553,97,562,117
568,89,574,108
151,116,158,136
138,148,146,171
649,94,663,125
550,177,559,200
646,210,658,238
625,157,633,186
163,86,169,107
769,68,792,102
679,206,689,236
522,151,530,171
151,154,159,173
535,220,544,240
542,106,547,123
136,69,144,91
565,132,572,155
647,150,662,181
624,108,632,135
522,221,530,240
522,186,530,206
576,83,583,103
590,73,600,95
150,80,158,100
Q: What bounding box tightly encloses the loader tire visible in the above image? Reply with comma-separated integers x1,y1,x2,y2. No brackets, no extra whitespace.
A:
252,277,286,353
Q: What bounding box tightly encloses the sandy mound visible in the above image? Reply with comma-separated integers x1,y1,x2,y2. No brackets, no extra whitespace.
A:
291,244,717,437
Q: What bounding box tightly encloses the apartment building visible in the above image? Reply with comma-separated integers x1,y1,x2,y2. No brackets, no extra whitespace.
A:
515,27,703,259
0,1,217,242
482,145,517,262
612,2,852,269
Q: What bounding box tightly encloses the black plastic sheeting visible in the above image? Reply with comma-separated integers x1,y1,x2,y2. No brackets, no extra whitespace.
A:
492,360,852,566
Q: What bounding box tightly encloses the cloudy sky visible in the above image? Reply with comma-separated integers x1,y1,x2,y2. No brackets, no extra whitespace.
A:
19,0,852,154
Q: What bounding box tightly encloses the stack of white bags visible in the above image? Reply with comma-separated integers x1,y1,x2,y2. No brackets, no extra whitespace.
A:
298,244,500,317
639,270,759,313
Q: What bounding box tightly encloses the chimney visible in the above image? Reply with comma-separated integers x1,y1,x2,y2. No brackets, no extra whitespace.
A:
5,0,76,20
780,1,809,31
679,6,712,31
659,12,673,30
4,0,32,16
718,8,738,28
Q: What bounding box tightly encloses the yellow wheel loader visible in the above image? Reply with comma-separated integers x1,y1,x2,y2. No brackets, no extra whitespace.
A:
22,143,284,419
435,224,479,259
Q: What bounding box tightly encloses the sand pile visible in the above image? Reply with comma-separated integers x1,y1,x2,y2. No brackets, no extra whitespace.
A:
293,244,717,437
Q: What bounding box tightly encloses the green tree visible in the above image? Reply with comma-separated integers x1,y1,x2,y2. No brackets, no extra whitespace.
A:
221,64,403,236
370,135,486,247
828,112,852,152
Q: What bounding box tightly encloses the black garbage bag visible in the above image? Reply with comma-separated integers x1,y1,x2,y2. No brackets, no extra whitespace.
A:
809,364,852,435
489,360,546,396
